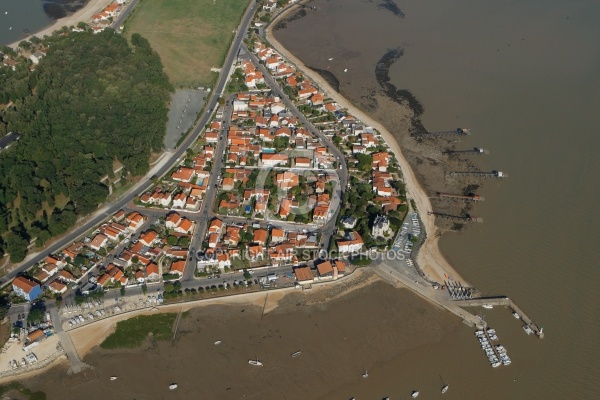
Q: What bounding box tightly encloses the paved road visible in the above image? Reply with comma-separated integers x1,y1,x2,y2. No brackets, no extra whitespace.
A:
0,0,258,289
182,95,236,281
111,0,139,30
49,306,88,374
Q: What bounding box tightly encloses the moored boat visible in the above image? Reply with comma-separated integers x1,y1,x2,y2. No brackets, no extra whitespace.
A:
482,304,493,309
523,325,534,335
291,351,302,358
169,383,178,390
513,312,520,319
248,359,263,366
214,340,222,345
110,376,117,381
412,390,420,398
441,384,449,393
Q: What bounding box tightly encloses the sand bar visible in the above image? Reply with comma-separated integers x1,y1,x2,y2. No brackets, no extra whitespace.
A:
266,6,468,285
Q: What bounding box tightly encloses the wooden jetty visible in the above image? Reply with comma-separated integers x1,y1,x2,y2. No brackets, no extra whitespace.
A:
435,192,485,202
453,297,544,339
414,128,471,138
442,147,489,155
450,170,507,178
428,211,483,223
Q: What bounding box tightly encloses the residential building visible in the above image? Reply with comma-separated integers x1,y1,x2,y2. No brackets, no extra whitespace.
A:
372,215,391,238
146,263,160,281
49,281,67,295
316,260,334,278
139,230,159,247
341,215,357,229
12,276,42,301
294,266,314,284
89,234,108,251
337,231,364,254
170,260,186,276
260,153,288,167
174,218,193,234
166,212,182,229
253,229,268,246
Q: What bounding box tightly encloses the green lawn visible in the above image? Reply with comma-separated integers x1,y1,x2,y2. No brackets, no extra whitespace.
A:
100,313,177,349
125,0,250,87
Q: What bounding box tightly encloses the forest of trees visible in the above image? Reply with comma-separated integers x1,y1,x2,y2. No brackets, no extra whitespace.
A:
0,29,172,262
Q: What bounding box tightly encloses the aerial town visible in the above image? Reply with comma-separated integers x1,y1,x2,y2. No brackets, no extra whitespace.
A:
0,1,415,379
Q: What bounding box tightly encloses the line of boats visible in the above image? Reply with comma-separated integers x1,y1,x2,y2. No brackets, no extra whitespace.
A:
475,328,511,367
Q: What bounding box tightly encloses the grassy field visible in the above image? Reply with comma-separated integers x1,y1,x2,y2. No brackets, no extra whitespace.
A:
100,313,177,349
125,0,250,87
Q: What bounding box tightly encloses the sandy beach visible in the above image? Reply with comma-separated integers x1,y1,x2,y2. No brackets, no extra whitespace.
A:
7,0,114,48
266,8,467,285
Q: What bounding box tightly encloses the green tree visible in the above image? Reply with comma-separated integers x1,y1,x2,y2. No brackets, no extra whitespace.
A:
0,295,10,320
27,301,46,324
6,229,29,263
0,30,172,244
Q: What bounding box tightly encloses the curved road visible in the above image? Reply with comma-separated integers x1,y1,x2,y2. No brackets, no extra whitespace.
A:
0,0,258,288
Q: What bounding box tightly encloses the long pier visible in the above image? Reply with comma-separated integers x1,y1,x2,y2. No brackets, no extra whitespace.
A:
373,262,486,329
450,170,507,178
414,128,471,138
435,192,485,202
453,297,544,339
443,147,489,155
428,211,483,223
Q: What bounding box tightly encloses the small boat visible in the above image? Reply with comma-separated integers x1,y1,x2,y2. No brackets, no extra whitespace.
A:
362,370,368,378
482,304,493,309
110,376,118,381
328,57,333,61
214,340,222,345
248,359,263,366
512,312,520,319
343,68,348,72
169,383,178,390
523,325,534,335
441,384,449,393
412,390,420,398
291,351,302,358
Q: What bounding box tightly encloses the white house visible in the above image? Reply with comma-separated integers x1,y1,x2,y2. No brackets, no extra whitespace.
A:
337,231,364,254
233,100,248,112
372,215,391,238
270,103,286,114
29,51,45,65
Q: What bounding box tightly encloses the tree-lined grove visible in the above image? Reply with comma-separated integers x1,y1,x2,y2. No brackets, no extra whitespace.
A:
0,29,172,262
